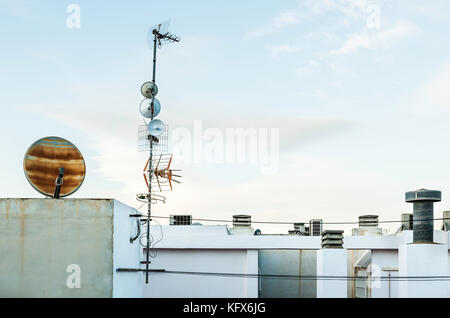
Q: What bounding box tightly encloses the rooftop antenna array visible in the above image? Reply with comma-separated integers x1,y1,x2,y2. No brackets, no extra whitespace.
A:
138,21,181,284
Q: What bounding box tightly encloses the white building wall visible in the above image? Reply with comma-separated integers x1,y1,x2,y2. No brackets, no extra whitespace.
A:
142,249,258,298
399,243,449,298
370,249,398,298
112,200,143,298
245,250,259,297
317,249,347,298
137,225,450,298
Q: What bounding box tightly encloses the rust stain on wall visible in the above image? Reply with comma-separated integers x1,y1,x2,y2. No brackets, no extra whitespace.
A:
5,199,11,219
20,202,25,274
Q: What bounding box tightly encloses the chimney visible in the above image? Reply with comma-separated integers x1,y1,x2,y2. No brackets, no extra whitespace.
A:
405,188,441,243
401,213,413,230
169,215,192,225
358,215,379,227
233,215,251,228
321,230,344,249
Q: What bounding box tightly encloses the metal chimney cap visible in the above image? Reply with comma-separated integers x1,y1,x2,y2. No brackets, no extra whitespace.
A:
359,215,379,219
233,214,251,218
405,189,441,202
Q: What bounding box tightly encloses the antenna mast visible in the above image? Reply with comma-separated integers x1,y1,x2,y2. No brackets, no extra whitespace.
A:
137,21,181,284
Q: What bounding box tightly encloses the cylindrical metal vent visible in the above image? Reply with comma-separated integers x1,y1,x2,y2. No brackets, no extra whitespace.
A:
405,189,441,243
321,230,344,249
233,215,251,228
358,215,379,227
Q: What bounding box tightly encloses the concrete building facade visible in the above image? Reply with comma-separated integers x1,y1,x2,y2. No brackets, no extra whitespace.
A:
0,198,142,297
1,197,450,298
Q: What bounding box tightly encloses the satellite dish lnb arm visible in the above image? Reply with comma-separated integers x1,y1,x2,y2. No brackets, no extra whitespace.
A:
53,167,64,199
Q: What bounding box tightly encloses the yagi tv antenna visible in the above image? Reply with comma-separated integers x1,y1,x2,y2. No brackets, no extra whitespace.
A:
147,20,180,49
138,21,181,284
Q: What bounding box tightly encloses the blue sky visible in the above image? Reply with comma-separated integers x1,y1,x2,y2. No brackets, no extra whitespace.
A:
1,0,450,234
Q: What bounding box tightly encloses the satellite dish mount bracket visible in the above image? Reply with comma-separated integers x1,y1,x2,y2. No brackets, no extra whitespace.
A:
53,167,65,199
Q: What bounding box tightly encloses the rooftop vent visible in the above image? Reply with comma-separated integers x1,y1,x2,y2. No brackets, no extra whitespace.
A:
321,230,344,249
358,215,379,227
405,188,441,243
169,215,192,226
401,213,413,230
233,215,252,228
309,219,323,236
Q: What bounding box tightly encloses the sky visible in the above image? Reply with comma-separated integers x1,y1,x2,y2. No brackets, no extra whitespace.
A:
1,0,450,234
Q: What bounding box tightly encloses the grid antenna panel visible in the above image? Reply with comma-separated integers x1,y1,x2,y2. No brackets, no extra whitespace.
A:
138,124,168,153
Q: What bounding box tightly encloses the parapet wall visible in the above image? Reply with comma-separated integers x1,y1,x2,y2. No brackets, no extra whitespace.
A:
0,198,115,297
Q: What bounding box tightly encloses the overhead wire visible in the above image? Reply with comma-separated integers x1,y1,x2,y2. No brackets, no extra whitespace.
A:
144,269,450,281
145,215,450,226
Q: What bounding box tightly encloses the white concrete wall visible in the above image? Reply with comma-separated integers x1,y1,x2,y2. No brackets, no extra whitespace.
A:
399,243,449,298
317,249,347,298
0,198,114,297
112,200,143,298
137,225,450,298
142,249,258,298
370,250,399,298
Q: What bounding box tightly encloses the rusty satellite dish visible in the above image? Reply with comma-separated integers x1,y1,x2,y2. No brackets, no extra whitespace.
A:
23,136,86,198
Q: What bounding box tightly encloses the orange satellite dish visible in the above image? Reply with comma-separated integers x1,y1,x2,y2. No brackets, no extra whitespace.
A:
23,136,86,197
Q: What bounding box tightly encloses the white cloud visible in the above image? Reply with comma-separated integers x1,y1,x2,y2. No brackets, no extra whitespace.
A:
244,10,301,39
295,59,320,75
272,10,300,28
22,92,355,211
422,62,450,108
267,44,299,56
331,21,418,55
406,60,450,116
0,0,33,17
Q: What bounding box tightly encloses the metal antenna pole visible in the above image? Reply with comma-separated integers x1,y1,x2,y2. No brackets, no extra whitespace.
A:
145,30,158,284
141,23,180,284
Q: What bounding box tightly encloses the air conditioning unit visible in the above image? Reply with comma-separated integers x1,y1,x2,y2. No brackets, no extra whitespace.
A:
169,215,192,225
309,219,323,236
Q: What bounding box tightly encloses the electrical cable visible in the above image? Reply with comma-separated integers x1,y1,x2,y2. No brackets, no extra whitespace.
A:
148,218,164,258
144,269,450,281
146,215,450,226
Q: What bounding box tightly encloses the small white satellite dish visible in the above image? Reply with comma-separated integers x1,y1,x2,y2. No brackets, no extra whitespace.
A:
140,98,161,119
148,119,165,136
141,82,158,98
